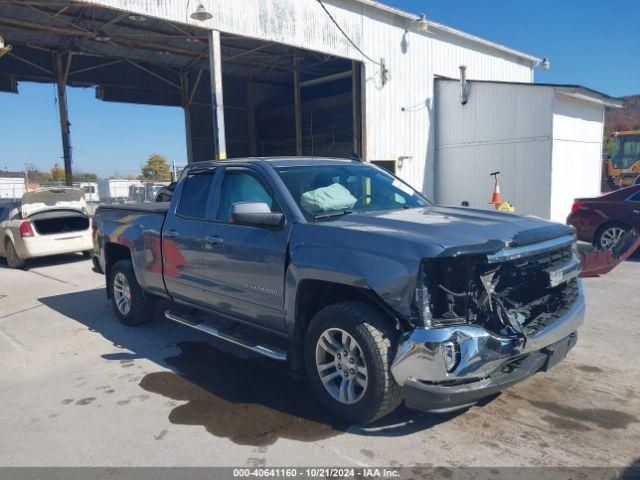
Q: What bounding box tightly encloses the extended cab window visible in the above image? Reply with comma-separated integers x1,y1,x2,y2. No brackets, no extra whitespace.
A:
176,169,216,219
218,170,278,222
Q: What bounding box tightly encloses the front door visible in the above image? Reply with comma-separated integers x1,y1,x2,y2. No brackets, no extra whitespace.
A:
201,167,289,333
162,166,218,306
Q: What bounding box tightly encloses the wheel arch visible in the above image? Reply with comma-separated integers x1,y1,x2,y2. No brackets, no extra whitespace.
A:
288,279,405,370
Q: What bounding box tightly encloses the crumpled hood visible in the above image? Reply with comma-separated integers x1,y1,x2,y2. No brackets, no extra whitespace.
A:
327,205,573,253
21,188,87,218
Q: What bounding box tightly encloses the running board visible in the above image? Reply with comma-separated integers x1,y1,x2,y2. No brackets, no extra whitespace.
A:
164,309,288,362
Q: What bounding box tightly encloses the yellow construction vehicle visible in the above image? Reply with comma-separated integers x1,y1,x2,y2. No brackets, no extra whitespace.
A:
605,130,640,188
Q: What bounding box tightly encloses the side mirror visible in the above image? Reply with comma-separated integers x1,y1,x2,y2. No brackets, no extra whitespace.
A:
229,202,284,228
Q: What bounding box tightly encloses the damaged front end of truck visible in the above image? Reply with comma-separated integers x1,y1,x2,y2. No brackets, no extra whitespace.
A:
391,233,585,413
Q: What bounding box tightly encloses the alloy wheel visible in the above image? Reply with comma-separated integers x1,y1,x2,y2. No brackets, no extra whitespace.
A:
315,328,368,405
600,227,627,251
113,272,132,315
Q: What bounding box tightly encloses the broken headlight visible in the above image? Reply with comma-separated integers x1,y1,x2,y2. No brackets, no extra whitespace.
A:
412,262,433,328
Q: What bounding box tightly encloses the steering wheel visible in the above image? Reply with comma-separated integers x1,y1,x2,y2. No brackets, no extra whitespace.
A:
354,195,374,208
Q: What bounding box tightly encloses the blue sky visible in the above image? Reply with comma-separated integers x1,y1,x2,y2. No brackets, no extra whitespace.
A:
1,0,638,178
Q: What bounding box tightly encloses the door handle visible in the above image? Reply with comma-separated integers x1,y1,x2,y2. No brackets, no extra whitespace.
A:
205,235,224,246
165,230,180,239
633,210,640,215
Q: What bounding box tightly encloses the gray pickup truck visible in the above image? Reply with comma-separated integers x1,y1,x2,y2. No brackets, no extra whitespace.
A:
92,157,584,424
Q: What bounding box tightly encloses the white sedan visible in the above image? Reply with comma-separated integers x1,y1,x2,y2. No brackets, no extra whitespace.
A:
0,188,93,269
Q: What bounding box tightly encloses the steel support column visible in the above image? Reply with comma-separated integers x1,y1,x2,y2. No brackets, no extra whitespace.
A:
247,80,258,156
54,53,72,186
181,73,194,164
208,30,226,160
293,49,303,156
352,61,360,156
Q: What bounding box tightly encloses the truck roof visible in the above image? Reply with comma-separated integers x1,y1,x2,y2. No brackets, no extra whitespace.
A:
189,157,363,169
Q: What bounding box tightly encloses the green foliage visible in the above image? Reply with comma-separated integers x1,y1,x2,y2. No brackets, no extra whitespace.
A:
73,172,99,182
141,154,171,181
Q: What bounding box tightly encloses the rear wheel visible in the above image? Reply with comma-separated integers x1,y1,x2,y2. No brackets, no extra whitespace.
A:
109,259,155,326
596,223,629,251
5,240,25,269
304,301,403,424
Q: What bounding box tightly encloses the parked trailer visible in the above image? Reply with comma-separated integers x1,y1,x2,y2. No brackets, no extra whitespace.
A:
97,179,143,204
0,178,26,200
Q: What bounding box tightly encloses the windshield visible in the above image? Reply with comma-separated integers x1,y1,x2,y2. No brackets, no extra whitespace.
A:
612,134,640,170
275,163,430,220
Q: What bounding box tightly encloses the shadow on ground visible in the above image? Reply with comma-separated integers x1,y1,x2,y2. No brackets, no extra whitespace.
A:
38,288,477,446
0,252,89,270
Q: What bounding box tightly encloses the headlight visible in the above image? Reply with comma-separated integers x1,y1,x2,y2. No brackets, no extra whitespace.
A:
413,262,433,328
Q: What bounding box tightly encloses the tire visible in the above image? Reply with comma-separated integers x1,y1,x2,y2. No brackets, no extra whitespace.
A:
304,301,403,424
596,222,630,251
109,259,156,326
5,240,26,269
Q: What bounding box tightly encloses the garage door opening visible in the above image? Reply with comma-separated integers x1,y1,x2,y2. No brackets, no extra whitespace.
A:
218,35,363,159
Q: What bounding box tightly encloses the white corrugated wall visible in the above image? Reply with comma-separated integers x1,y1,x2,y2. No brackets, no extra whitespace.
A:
434,80,555,218
80,0,535,195
549,95,604,222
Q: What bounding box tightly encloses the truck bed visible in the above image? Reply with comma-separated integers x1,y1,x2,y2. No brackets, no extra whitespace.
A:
96,202,169,215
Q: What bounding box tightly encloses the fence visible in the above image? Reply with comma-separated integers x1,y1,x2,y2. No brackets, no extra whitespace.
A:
0,180,171,215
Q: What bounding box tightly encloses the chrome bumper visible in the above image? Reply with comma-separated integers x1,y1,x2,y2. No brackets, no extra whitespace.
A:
391,280,586,386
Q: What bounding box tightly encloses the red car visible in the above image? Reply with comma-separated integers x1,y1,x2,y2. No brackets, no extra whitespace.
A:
567,185,640,250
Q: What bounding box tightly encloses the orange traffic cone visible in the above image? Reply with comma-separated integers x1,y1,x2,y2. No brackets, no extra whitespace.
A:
489,171,503,205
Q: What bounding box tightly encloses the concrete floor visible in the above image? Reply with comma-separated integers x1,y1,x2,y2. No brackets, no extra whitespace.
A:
0,254,638,468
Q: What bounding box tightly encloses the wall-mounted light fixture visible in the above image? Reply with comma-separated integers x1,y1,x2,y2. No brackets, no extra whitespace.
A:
190,2,213,21
409,14,429,33
541,57,551,70
0,35,10,59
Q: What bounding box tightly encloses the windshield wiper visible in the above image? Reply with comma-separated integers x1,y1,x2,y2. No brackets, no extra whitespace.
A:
313,209,353,220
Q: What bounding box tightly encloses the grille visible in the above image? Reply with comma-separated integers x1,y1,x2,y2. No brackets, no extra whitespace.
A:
522,278,580,336
510,244,574,274
492,243,580,337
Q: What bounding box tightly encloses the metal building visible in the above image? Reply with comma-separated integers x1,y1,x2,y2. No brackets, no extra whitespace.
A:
435,79,622,222
0,0,619,219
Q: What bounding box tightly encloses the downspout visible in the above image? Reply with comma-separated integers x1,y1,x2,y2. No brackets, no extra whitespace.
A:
459,65,469,105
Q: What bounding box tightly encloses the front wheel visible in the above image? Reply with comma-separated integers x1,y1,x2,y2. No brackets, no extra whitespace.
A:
305,301,403,424
109,259,156,326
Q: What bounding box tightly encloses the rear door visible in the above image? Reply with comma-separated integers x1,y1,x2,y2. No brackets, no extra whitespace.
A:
162,166,219,306
200,166,290,333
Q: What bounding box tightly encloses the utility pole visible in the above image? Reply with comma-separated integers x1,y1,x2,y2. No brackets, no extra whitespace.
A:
54,52,73,186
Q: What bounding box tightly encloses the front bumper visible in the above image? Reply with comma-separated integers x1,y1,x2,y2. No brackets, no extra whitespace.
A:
391,280,586,412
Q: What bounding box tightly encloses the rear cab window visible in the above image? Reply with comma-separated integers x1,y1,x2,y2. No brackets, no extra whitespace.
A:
176,168,216,219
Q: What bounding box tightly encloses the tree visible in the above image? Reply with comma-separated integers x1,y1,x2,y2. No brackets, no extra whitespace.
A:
73,172,99,182
141,154,171,181
49,164,66,182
